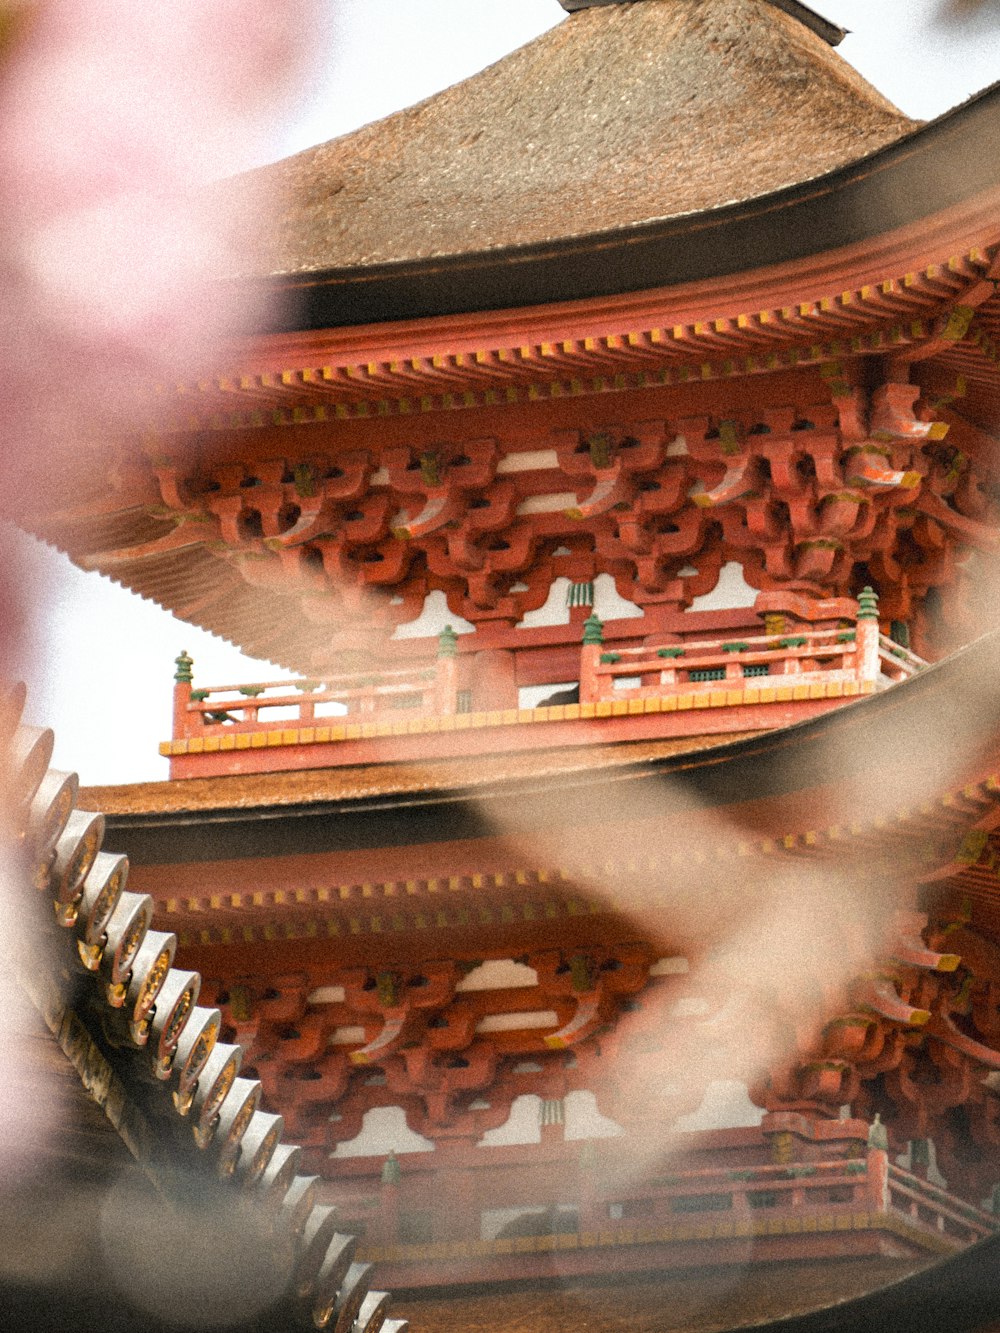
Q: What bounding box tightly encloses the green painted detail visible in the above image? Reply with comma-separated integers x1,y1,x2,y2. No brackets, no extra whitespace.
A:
748,1190,778,1209
566,580,595,608
889,620,911,650
293,462,317,497
174,650,194,684
582,613,604,646
721,641,749,653
784,1165,817,1178
910,1138,931,1170
599,652,621,664
844,442,891,460
588,432,612,469
294,679,320,692
657,647,684,658
437,624,458,658
778,636,808,649
381,1151,402,1186
419,451,441,486
797,538,842,552
569,954,597,993
941,304,976,342
819,490,870,506
844,1160,867,1176
836,631,857,643
718,419,740,456
956,829,988,866
376,971,401,1007
228,984,253,1023
857,586,879,621
824,1014,872,1031
238,685,265,698
189,689,209,702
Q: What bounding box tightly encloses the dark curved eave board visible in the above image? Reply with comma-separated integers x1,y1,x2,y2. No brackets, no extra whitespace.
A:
105,626,1000,865
724,1228,1000,1333
246,80,1000,334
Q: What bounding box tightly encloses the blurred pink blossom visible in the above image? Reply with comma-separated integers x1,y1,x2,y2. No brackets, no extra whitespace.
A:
0,0,319,1188
0,0,319,492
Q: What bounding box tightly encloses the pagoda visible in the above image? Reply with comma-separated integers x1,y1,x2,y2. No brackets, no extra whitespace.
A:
20,1,1000,1328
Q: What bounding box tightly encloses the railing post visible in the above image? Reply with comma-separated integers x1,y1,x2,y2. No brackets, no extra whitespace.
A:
173,650,194,740
578,1139,602,1234
470,648,517,712
435,625,458,715
376,1150,402,1244
856,586,881,685
580,613,604,704
865,1114,890,1213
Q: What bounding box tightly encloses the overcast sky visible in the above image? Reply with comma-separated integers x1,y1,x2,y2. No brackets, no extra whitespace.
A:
18,0,1000,786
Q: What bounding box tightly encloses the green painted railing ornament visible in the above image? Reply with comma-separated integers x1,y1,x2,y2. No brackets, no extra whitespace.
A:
867,1113,889,1151
381,1151,402,1186
583,612,604,646
438,624,459,658
857,585,880,621
174,650,193,684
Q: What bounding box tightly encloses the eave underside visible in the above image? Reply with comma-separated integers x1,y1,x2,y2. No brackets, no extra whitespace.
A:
17,209,1000,675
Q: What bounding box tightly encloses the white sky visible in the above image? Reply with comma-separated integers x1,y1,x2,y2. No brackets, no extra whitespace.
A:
18,0,1000,786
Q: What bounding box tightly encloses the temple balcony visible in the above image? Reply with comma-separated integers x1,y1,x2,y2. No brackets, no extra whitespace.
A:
161,587,925,779
318,1116,997,1290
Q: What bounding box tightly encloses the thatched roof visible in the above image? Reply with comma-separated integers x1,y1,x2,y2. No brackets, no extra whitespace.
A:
233,0,915,279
